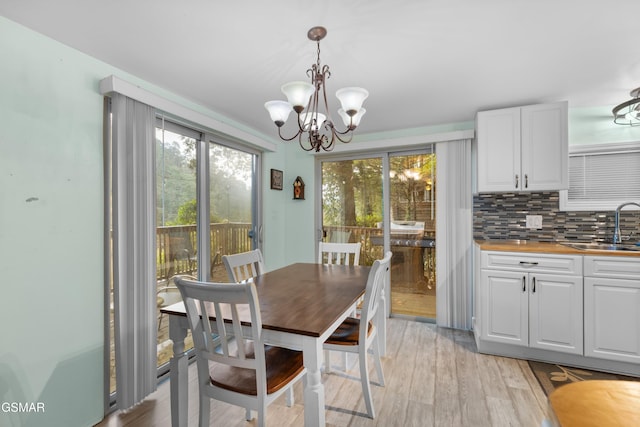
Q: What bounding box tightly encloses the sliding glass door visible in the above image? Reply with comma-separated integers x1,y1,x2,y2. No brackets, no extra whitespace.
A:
207,142,257,282
320,157,384,265
107,117,260,396
388,151,436,319
319,148,436,320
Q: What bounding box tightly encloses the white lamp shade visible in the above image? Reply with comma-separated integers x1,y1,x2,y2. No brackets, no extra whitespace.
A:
281,81,315,110
302,112,326,130
264,100,293,125
336,87,369,114
338,108,366,127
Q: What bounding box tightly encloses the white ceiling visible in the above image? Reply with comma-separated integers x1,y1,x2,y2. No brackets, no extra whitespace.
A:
2,1,640,139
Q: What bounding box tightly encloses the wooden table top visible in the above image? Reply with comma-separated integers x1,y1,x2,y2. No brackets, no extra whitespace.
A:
161,263,370,338
549,380,640,426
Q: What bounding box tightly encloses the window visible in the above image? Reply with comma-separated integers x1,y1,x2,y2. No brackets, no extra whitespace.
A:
560,142,640,211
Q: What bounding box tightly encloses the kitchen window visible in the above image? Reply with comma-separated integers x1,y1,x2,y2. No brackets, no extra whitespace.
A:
560,141,640,211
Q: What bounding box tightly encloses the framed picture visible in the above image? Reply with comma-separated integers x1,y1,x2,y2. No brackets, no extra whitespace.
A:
270,169,283,190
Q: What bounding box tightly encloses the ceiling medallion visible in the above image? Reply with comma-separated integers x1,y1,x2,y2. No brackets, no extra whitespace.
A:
264,26,368,152
612,87,640,126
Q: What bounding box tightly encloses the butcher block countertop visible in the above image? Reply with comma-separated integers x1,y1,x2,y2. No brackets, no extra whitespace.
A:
475,240,640,257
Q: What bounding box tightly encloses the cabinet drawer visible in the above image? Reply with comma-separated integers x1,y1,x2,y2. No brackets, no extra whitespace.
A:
481,251,582,275
584,256,640,279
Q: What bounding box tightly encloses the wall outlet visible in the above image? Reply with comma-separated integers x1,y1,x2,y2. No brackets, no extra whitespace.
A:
526,215,543,229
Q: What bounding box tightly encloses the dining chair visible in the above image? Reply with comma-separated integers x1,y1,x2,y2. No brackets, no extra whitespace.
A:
174,276,306,427
222,249,265,283
319,241,363,371
318,241,361,265
323,251,392,419
221,248,297,405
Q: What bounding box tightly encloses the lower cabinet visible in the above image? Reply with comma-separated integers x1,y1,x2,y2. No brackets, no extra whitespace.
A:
584,256,640,364
481,251,583,355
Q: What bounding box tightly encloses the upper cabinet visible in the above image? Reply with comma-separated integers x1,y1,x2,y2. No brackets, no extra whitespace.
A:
476,101,568,193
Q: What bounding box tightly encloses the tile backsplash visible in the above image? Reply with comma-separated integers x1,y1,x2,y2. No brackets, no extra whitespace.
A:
473,192,640,243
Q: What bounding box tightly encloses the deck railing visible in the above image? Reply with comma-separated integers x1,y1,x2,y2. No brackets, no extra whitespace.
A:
156,223,252,280
157,223,396,279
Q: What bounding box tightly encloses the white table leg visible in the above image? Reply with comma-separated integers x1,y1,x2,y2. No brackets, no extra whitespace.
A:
169,315,188,427
302,336,325,427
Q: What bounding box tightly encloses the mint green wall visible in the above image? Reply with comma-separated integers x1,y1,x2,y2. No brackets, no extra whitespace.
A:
569,106,640,145
0,17,104,426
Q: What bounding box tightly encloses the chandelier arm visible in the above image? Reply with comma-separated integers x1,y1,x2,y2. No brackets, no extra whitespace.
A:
333,128,354,144
323,128,336,151
277,126,303,142
298,131,315,152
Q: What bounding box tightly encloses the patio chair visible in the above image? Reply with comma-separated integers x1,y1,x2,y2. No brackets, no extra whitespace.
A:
174,277,306,427
323,251,392,418
156,276,185,331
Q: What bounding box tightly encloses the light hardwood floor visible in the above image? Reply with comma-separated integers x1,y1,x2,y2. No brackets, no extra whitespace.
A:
97,318,551,427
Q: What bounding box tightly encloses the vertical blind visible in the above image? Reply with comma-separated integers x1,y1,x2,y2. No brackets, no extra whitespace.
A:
110,93,158,409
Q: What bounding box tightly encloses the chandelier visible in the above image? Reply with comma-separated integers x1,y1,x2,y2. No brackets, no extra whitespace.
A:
264,26,368,152
612,87,640,126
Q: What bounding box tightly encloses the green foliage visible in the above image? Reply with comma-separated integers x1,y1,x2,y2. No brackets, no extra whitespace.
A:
170,199,197,225
156,129,254,226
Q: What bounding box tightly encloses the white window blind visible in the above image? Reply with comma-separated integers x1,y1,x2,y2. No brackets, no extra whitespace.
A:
560,142,640,210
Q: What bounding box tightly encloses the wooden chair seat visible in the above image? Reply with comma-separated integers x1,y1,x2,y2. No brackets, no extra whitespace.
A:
211,344,304,395
325,317,372,346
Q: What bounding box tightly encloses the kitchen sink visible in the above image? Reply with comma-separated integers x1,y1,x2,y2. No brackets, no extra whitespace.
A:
559,242,640,252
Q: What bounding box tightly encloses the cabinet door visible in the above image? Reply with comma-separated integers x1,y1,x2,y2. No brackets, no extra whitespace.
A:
521,102,568,191
584,277,640,363
529,273,583,355
481,270,528,346
476,107,521,192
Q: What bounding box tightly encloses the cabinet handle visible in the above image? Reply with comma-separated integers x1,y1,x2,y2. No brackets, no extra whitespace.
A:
532,276,536,293
525,174,529,188
519,261,539,266
515,174,519,189
522,276,526,292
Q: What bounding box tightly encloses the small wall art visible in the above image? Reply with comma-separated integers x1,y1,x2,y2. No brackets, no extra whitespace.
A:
270,169,283,190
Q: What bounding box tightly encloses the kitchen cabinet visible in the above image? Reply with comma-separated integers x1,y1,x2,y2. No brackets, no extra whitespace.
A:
476,101,568,192
480,251,583,355
584,256,640,364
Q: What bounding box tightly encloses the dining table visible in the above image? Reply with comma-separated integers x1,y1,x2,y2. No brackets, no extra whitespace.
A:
161,262,380,427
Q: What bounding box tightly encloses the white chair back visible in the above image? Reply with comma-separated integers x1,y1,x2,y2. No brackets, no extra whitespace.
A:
176,278,263,379
361,251,392,336
318,242,362,265
174,276,305,426
222,249,265,283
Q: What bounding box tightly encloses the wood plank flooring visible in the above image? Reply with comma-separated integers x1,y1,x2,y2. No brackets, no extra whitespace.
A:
96,318,551,427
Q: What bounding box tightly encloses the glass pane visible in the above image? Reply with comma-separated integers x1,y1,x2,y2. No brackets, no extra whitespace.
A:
156,126,198,367
321,158,384,266
209,143,255,282
389,152,436,319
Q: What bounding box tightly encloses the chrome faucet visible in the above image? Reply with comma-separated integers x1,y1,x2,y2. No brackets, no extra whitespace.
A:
613,202,640,244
